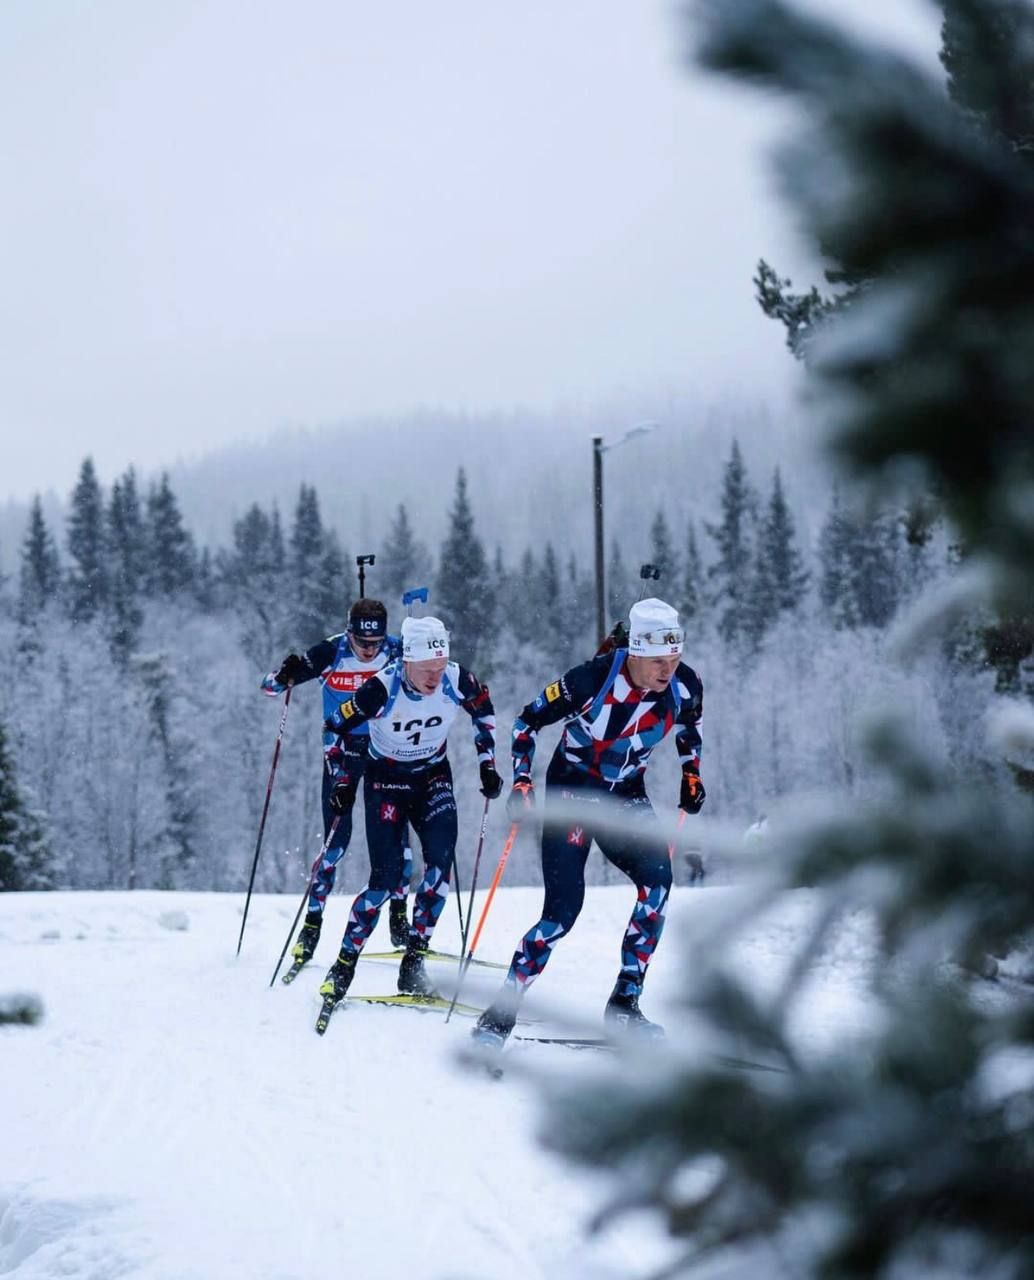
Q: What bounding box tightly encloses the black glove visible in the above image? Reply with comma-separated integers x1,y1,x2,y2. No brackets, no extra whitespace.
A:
506,777,535,823
323,715,343,737
329,776,358,815
679,771,706,815
479,762,503,800
275,653,308,686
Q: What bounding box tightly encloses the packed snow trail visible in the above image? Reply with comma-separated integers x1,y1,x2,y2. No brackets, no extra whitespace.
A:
1,884,885,1280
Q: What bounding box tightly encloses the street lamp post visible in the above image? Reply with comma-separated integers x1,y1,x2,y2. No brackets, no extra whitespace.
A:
592,435,605,640
592,422,660,641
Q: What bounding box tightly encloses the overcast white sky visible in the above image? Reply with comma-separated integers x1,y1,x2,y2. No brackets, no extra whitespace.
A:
1,0,941,502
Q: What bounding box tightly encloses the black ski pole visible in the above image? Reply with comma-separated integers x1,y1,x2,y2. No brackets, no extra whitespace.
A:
445,808,510,1024
460,795,490,957
451,845,466,943
356,553,375,597
237,683,293,956
269,816,341,987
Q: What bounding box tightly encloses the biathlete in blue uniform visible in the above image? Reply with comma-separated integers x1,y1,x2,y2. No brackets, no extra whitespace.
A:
262,598,411,960
318,615,502,1008
473,597,705,1049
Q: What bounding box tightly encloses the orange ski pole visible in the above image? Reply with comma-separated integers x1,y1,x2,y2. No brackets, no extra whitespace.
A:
667,808,688,858
446,821,518,1022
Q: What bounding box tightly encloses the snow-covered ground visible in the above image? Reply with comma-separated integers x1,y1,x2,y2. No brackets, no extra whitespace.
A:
1,882,883,1280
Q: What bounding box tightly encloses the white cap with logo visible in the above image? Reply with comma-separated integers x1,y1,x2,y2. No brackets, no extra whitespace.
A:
402,615,450,660
628,598,683,657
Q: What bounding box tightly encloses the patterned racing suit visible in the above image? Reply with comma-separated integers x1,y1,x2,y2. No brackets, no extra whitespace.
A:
324,659,496,955
261,632,411,913
503,647,703,1000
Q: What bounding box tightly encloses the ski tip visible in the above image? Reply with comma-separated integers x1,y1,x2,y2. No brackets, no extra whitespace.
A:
315,996,339,1035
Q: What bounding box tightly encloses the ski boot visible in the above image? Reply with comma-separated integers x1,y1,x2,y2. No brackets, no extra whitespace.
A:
319,949,358,1002
471,1001,517,1051
389,900,410,950
604,988,665,1040
291,911,323,962
397,938,441,998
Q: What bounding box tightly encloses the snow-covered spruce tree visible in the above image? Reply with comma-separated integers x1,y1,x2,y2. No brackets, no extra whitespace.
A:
194,545,217,613
107,468,145,662
761,0,1034,688
705,438,758,650
649,509,680,591
743,466,809,649
131,652,201,889
379,503,433,619
436,467,495,673
319,528,348,625
537,543,567,668
544,2,1034,1277
66,457,109,623
499,546,536,646
939,0,1034,149
818,488,903,631
566,551,595,663
17,495,61,623
289,483,343,642
753,256,835,360
606,537,634,627
751,1,1034,366
0,717,51,891
679,519,704,627
144,473,196,598
217,502,290,659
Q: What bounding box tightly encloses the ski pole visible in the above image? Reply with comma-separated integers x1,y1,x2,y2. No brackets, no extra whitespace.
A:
667,808,688,858
269,816,341,987
446,820,518,1022
451,844,466,942
444,796,490,1024
461,796,491,956
237,683,293,955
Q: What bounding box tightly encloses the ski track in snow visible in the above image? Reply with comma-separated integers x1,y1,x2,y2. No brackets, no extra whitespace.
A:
2,883,889,1279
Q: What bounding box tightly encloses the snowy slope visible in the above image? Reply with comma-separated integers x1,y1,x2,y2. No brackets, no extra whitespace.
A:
1,884,882,1280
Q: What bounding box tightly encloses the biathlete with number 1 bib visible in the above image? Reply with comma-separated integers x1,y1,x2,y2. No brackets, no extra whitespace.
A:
318,615,502,1012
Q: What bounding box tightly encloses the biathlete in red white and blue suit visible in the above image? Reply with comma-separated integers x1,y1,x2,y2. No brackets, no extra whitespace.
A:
473,597,705,1049
261,598,411,960
317,615,502,1008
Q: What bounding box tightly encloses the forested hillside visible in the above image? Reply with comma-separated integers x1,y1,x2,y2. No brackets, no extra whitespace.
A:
0,430,1001,896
